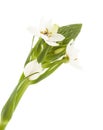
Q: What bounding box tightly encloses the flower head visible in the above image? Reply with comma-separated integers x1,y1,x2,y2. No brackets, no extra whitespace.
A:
24,60,43,80
28,20,65,46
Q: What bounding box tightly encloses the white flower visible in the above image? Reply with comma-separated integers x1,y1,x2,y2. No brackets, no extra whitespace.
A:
66,40,80,68
28,20,65,46
24,60,43,80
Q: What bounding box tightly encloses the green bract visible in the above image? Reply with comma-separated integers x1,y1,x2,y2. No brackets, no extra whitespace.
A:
58,24,82,45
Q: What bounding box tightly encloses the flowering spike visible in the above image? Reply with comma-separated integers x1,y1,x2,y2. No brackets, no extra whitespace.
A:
0,20,82,130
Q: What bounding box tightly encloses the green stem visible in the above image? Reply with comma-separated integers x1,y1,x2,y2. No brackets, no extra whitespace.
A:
0,123,6,130
0,78,31,130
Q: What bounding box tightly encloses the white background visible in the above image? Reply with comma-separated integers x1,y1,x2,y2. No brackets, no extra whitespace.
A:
0,0,103,130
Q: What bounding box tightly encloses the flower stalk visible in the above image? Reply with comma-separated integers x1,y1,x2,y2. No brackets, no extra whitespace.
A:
0,78,31,130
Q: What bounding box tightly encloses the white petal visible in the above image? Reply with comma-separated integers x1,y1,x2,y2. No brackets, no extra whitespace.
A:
45,20,53,31
51,24,59,33
40,34,58,46
69,59,81,69
66,43,81,69
40,34,48,41
40,19,52,32
49,33,65,42
24,60,43,80
66,44,79,59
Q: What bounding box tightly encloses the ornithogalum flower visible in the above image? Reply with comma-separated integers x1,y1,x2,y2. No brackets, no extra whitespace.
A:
28,20,65,46
66,41,79,67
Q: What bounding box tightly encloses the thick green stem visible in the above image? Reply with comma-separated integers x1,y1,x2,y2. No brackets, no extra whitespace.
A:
0,78,31,130
0,122,6,130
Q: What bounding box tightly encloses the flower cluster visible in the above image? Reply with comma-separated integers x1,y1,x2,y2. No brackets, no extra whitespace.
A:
24,21,80,81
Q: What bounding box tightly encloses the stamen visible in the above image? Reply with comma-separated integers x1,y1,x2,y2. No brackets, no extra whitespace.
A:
40,28,48,35
40,28,52,37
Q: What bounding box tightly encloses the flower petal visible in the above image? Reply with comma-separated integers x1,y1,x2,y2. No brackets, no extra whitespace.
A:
66,44,79,59
69,59,81,69
24,60,43,80
49,33,65,42
40,34,48,41
46,20,53,31
51,24,59,34
66,43,81,68
40,19,52,32
40,34,58,46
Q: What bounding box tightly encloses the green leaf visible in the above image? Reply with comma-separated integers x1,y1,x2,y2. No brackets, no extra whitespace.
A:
58,24,82,45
